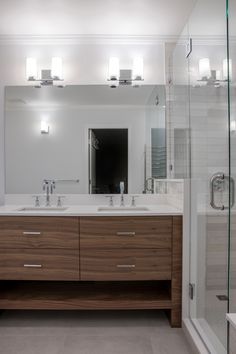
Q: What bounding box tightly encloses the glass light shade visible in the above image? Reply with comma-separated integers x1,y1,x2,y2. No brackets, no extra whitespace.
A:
108,57,119,80
51,57,63,79
133,57,144,80
223,58,232,80
199,58,211,79
231,120,236,133
216,70,221,81
26,57,37,80
41,121,49,134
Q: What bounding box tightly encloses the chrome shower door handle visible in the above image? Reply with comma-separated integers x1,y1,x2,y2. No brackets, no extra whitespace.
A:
210,172,225,210
210,173,235,210
228,175,235,208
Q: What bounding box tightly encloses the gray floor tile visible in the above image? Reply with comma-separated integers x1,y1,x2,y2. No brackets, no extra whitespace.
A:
59,335,153,354
0,311,193,354
151,332,193,354
0,335,65,354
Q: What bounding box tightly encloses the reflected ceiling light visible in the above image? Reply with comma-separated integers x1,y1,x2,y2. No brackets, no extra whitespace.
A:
107,57,144,88
223,58,232,81
41,120,49,134
199,58,211,79
26,57,64,87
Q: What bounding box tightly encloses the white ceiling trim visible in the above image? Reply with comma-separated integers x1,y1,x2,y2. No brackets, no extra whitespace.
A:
0,34,179,46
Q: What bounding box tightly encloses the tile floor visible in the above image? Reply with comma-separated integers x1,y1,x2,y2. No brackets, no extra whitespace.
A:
0,310,194,354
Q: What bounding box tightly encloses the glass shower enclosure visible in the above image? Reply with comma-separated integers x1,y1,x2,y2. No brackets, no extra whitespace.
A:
171,0,236,352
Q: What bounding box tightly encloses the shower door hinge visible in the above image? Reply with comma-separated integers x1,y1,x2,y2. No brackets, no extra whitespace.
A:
186,38,193,58
189,283,195,300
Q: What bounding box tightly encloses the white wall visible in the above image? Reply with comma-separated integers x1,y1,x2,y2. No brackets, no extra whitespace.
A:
0,38,167,203
5,106,146,194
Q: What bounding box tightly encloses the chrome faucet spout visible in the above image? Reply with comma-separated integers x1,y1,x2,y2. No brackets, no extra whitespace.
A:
43,179,55,207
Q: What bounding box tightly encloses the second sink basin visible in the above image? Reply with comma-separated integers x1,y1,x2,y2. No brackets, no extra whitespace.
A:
98,206,149,212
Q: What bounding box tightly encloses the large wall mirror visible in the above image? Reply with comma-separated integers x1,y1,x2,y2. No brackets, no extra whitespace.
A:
5,85,167,194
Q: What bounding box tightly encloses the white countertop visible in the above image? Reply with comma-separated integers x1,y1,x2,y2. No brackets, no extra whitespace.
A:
0,204,183,217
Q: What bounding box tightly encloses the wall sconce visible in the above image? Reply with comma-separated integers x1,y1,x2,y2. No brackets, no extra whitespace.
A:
26,57,63,87
198,57,233,86
199,58,211,80
223,58,232,81
231,120,236,133
107,57,144,88
41,121,49,134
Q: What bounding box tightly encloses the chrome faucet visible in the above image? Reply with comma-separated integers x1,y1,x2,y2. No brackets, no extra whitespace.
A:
120,181,125,207
43,179,55,206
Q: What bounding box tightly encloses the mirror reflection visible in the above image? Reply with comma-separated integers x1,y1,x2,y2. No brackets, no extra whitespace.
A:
5,85,166,194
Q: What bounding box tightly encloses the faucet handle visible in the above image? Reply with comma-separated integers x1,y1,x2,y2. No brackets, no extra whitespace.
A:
57,195,66,207
50,181,56,193
105,195,114,207
32,195,40,207
131,195,139,207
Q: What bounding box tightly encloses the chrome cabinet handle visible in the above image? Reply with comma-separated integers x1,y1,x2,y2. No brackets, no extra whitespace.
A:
210,173,235,210
23,264,42,268
23,231,41,235
116,264,136,268
116,232,136,236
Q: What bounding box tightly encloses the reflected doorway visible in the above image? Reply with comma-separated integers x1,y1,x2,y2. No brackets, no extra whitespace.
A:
88,129,128,194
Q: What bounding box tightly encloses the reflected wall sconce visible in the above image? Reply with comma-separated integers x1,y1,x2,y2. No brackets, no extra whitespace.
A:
41,120,49,134
26,57,63,87
108,57,144,88
231,120,236,133
223,58,232,81
198,57,233,86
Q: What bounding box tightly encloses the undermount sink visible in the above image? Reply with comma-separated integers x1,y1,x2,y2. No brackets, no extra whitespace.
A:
17,207,68,212
97,206,150,212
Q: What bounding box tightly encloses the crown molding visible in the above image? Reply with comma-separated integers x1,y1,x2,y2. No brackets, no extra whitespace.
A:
177,34,236,46
1,33,235,46
0,34,179,46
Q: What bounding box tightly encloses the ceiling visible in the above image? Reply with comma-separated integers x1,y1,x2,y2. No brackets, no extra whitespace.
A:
0,0,196,36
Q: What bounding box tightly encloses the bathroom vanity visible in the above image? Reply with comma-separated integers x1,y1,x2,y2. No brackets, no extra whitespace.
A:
0,212,182,327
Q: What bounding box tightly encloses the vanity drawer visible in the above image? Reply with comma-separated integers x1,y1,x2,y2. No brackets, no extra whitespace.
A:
0,249,79,280
81,249,171,281
0,217,79,249
80,217,172,249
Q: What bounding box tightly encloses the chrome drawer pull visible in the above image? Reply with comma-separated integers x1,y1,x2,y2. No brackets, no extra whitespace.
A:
23,264,42,268
116,232,135,236
116,264,136,268
23,232,41,236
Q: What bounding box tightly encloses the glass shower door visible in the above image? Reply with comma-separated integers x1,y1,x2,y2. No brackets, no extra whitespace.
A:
188,1,230,353
227,0,236,353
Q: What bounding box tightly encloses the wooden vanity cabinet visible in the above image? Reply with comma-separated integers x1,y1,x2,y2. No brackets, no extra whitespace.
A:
80,216,173,281
0,217,80,280
0,215,182,328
